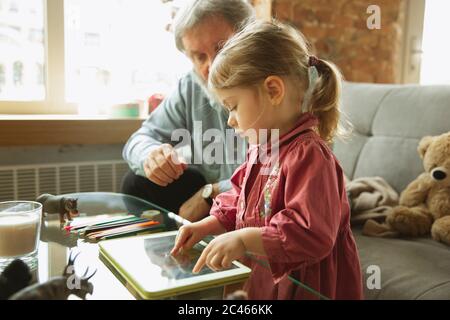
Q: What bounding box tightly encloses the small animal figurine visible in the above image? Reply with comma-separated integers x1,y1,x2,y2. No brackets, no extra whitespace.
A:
0,259,32,300
36,193,79,224
9,251,96,300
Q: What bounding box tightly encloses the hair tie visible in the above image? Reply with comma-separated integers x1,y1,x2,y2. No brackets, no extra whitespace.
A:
309,55,320,67
301,57,320,113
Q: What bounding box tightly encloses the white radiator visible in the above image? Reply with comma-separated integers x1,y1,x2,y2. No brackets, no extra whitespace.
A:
0,160,130,202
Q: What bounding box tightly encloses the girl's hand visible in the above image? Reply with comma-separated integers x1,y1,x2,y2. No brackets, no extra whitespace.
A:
192,231,246,273
171,223,208,256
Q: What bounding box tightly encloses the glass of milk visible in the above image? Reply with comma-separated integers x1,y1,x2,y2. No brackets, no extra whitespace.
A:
0,201,42,271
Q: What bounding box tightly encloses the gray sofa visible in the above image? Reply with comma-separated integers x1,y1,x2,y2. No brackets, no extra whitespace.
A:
334,82,450,299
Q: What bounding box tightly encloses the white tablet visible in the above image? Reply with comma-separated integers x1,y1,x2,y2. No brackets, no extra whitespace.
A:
98,230,251,299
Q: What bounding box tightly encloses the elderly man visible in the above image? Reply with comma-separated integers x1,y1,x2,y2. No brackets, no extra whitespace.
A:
122,0,254,222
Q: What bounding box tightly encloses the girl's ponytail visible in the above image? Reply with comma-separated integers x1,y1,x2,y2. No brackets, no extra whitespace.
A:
309,58,343,143
208,20,351,143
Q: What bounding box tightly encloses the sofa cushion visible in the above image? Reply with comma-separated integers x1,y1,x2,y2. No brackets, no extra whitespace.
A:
353,227,450,300
336,82,450,300
335,82,450,193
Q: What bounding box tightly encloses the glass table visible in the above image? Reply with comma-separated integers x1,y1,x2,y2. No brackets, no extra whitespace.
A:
32,192,223,300
15,192,315,300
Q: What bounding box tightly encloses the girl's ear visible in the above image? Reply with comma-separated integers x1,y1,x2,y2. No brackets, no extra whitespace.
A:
263,76,285,106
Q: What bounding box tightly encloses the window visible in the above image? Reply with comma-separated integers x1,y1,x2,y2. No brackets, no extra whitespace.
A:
36,63,44,85
0,0,190,114
65,0,190,114
9,1,19,13
29,28,44,43
13,61,23,86
0,64,5,90
0,0,45,102
420,0,450,84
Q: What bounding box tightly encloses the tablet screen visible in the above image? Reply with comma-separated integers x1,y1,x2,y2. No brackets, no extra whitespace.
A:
144,235,237,280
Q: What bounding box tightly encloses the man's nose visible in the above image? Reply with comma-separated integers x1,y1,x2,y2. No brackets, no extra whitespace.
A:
201,57,213,81
227,113,237,128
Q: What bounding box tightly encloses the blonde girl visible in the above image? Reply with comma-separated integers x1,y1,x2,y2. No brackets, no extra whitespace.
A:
171,20,363,300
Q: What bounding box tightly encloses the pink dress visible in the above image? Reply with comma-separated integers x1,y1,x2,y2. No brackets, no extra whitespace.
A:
210,113,363,300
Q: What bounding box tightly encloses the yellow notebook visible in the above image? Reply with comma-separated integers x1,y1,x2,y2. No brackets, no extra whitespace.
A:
98,231,251,299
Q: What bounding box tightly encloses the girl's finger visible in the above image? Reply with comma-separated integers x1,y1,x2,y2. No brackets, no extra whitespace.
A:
205,247,221,270
192,244,212,273
221,256,232,269
182,234,200,252
209,252,224,271
192,252,207,273
171,228,189,255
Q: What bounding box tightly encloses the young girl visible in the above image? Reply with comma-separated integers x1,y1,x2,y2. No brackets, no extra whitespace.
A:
171,20,363,300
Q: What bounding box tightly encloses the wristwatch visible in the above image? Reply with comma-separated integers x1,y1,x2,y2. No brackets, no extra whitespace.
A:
201,184,214,206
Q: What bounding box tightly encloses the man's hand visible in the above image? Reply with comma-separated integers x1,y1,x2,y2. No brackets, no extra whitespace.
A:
179,187,212,222
143,144,187,186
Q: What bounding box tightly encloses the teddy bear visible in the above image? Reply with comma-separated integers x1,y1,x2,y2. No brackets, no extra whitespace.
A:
387,132,450,246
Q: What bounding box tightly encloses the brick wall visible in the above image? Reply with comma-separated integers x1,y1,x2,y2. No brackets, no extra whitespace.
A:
251,0,272,20
272,0,407,83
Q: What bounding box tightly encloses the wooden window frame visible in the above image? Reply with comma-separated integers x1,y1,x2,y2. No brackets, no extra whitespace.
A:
401,0,426,84
0,0,77,114
1,0,271,116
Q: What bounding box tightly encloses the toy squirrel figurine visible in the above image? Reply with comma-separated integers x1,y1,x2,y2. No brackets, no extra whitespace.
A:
36,193,79,224
9,251,96,300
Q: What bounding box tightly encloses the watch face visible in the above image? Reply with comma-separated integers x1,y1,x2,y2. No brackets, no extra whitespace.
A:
202,184,212,198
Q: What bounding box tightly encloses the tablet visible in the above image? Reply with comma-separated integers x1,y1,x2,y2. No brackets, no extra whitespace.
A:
98,230,251,299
